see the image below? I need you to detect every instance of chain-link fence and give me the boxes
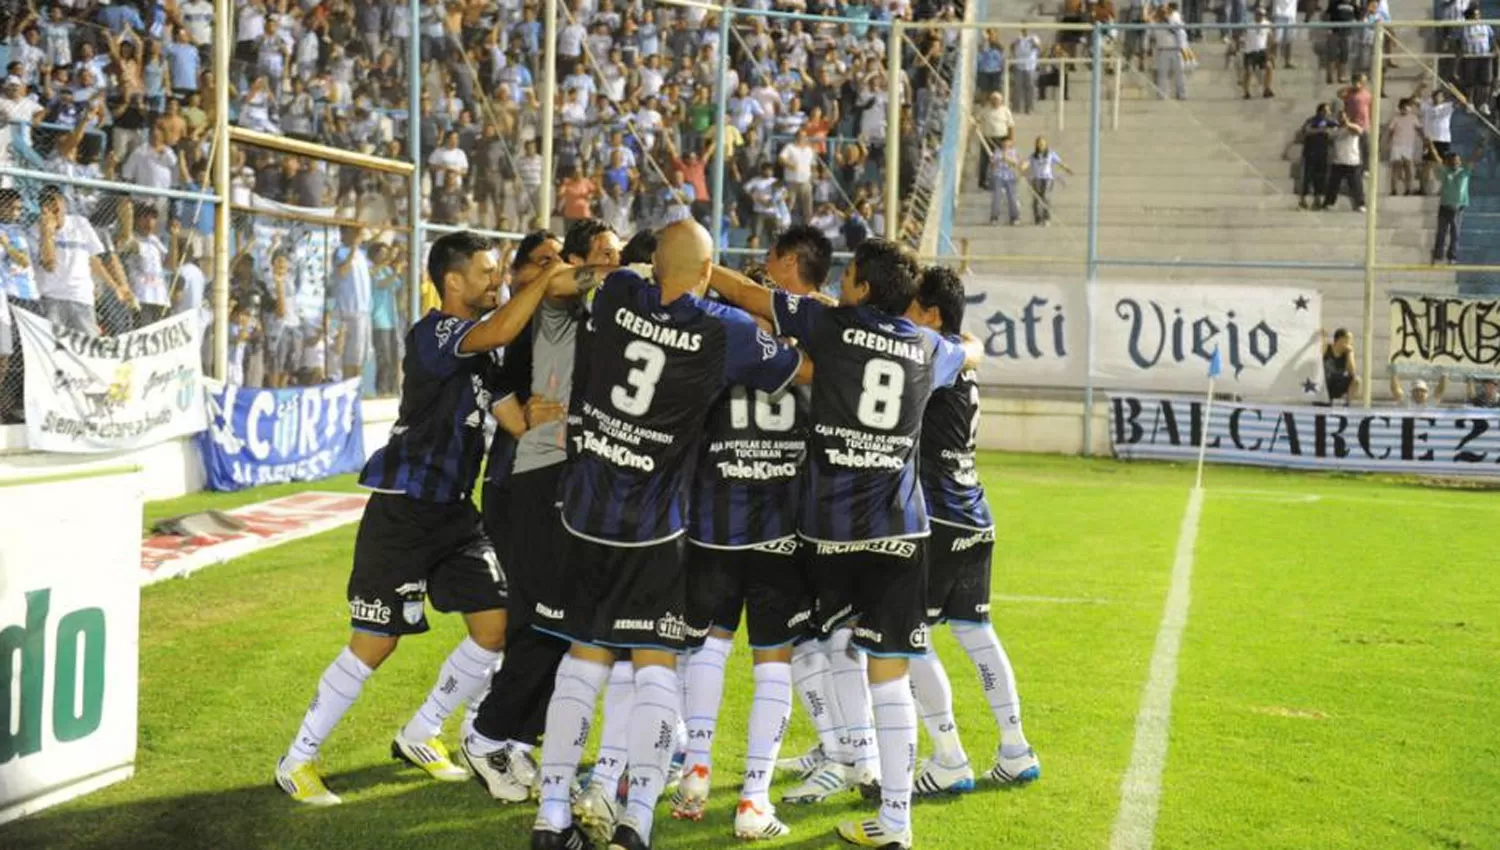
[227,138,415,398]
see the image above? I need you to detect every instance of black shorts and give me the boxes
[686,538,812,650]
[1428,140,1453,163]
[546,531,688,652]
[347,492,507,637]
[485,465,570,634]
[809,537,928,658]
[926,523,996,625]
[1243,50,1268,71]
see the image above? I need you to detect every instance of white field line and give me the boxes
[1108,486,1204,850]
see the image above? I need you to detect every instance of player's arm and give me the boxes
[1435,372,1449,402]
[927,328,981,389]
[458,270,552,354]
[459,264,609,355]
[492,393,527,438]
[791,350,815,386]
[723,308,805,396]
[709,264,776,320]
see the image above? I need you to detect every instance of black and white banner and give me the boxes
[1388,291,1500,375]
[1111,393,1500,477]
[964,279,1322,399]
[14,308,206,452]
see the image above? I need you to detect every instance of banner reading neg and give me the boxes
[13,308,206,453]
[1388,291,1500,375]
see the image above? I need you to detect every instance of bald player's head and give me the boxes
[653,219,713,297]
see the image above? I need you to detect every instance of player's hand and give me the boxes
[525,396,567,428]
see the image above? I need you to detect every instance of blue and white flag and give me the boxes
[197,380,365,492]
[1208,346,1223,379]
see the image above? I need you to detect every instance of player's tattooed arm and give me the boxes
[542,262,617,298]
[460,263,553,353]
[708,264,775,320]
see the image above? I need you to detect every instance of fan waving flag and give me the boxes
[1208,347,1223,379]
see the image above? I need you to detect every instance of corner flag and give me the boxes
[1195,348,1222,491]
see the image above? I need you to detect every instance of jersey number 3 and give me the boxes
[611,340,666,416]
[856,358,905,429]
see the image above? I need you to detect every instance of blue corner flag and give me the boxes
[1208,347,1223,379]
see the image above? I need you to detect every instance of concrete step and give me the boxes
[948,230,1427,264]
[950,217,1440,249]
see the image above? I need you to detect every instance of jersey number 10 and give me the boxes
[728,386,795,432]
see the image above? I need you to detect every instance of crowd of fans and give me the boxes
[0,0,965,410]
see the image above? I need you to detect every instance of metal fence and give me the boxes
[2,4,1499,444]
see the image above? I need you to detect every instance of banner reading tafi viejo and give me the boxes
[963,278,1322,399]
[13,308,206,453]
[1388,290,1500,374]
[1111,393,1500,477]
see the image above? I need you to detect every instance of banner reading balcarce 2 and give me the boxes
[197,380,365,492]
[964,279,1322,399]
[14,308,205,453]
[1111,393,1500,477]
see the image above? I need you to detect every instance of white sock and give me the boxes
[791,639,848,761]
[287,648,373,764]
[535,655,610,831]
[682,635,732,774]
[829,628,877,775]
[625,665,681,843]
[871,677,917,836]
[741,662,792,807]
[459,650,505,742]
[590,660,634,792]
[675,654,689,755]
[403,637,501,743]
[909,649,966,768]
[952,621,1030,756]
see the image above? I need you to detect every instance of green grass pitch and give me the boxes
[4,453,1497,850]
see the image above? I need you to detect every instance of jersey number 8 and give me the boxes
[856,358,905,429]
[611,339,667,416]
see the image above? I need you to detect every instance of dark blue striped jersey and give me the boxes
[483,331,530,487]
[688,384,810,548]
[919,363,993,530]
[361,311,514,503]
[560,270,803,546]
[770,290,967,542]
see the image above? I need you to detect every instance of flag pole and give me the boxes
[1194,378,1214,492]
[1195,346,1221,492]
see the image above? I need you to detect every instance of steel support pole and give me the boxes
[539,0,559,230]
[710,9,732,261]
[212,0,231,380]
[1361,23,1385,408]
[1083,26,1105,456]
[884,21,904,240]
[407,0,424,322]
